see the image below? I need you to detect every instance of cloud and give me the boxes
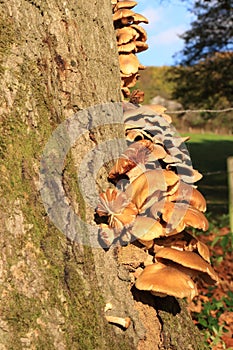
[150,25,186,46]
[140,7,163,27]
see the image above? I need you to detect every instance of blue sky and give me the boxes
[135,1,193,66]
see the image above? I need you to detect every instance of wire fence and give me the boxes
[167,107,233,114]
[203,170,233,176]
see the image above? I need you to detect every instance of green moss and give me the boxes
[0,8,135,348]
[4,292,41,332]
[0,15,17,76]
[63,150,86,221]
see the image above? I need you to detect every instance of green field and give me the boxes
[181,133,233,222]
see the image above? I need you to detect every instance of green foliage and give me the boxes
[169,52,233,129]
[176,0,233,65]
[194,291,233,349]
[135,59,233,130]
[136,66,174,103]
[182,133,233,219]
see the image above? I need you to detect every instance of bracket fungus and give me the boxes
[135,262,198,300]
[96,0,220,315]
[112,0,149,99]
[155,247,219,285]
[95,101,219,302]
[96,188,138,232]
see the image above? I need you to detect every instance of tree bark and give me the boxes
[0,1,208,349]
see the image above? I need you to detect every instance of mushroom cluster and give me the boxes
[112,0,149,99]
[95,103,219,300]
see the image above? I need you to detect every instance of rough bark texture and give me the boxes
[0,1,208,349]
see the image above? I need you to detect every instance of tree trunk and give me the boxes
[0,1,208,349]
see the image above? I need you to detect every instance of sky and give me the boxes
[135,0,194,66]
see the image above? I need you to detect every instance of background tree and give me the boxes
[0,1,207,349]
[169,0,233,128]
[177,0,233,65]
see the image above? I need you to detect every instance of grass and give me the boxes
[181,133,233,349]
[181,133,233,222]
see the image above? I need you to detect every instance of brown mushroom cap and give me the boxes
[131,24,148,41]
[161,201,209,232]
[167,181,207,212]
[113,8,135,22]
[130,216,165,241]
[118,41,136,53]
[125,129,145,142]
[113,1,138,12]
[135,262,198,299]
[121,73,139,88]
[166,163,203,184]
[135,41,149,53]
[96,188,138,231]
[121,86,131,98]
[129,89,145,104]
[138,239,154,249]
[108,140,166,182]
[125,127,153,142]
[119,53,140,75]
[155,247,219,284]
[143,104,172,123]
[163,170,180,188]
[116,27,137,45]
[125,169,167,211]
[153,231,210,262]
[132,13,149,24]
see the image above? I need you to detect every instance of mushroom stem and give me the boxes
[105,315,131,329]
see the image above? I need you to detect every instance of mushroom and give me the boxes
[166,181,207,212]
[113,1,138,12]
[119,53,140,75]
[105,315,131,329]
[122,86,131,97]
[130,216,165,241]
[135,261,198,300]
[138,63,146,70]
[125,130,144,143]
[132,13,149,24]
[143,104,172,123]
[129,89,145,104]
[118,41,136,53]
[155,247,219,285]
[135,41,149,53]
[163,169,180,189]
[153,231,210,262]
[125,127,153,142]
[159,201,209,233]
[131,24,148,42]
[166,163,203,184]
[121,73,139,88]
[125,169,179,212]
[96,188,138,231]
[116,27,137,45]
[125,169,167,211]
[108,140,166,183]
[144,104,167,115]
[113,9,135,25]
[138,239,154,250]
